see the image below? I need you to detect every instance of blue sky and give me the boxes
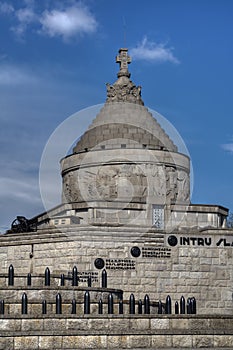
[0,0,233,232]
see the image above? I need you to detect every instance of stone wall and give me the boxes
[0,225,233,315]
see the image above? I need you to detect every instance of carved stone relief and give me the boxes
[63,163,190,205]
[106,80,144,105]
[166,167,178,203]
[177,170,190,202]
[151,165,166,198]
[63,172,81,202]
[63,163,148,203]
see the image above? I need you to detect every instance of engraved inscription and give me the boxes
[142,247,171,258]
[78,272,98,283]
[106,259,135,270]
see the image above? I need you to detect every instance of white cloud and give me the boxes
[11,6,37,36]
[16,6,36,23]
[0,2,14,14]
[40,4,98,40]
[222,143,233,153]
[0,1,98,40]
[130,36,180,64]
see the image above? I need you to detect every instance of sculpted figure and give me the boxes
[166,167,178,203]
[63,171,81,202]
[177,170,190,202]
[106,80,144,105]
[152,165,166,198]
[106,83,117,101]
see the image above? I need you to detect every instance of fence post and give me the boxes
[102,269,107,288]
[42,300,47,314]
[129,294,135,314]
[175,301,179,314]
[87,275,92,287]
[108,293,114,314]
[72,266,78,286]
[165,295,171,314]
[84,291,90,314]
[138,299,142,314]
[27,273,32,286]
[60,274,65,286]
[187,298,191,314]
[0,300,4,315]
[8,264,14,286]
[158,300,163,314]
[22,293,28,314]
[45,267,50,286]
[119,299,123,314]
[98,298,103,314]
[191,297,196,314]
[144,294,150,314]
[56,293,62,314]
[71,299,76,314]
[180,295,185,314]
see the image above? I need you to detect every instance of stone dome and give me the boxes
[73,102,178,154]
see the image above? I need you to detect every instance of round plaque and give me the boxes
[168,235,178,247]
[94,258,105,269]
[131,246,141,258]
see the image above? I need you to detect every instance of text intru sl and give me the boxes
[180,237,212,246]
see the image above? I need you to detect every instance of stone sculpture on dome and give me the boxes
[106,48,144,105]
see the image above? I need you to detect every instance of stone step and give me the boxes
[0,315,233,349]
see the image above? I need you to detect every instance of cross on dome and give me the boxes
[106,48,143,105]
[116,48,131,78]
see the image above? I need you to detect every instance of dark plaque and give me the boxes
[168,235,178,247]
[94,258,105,270]
[131,246,141,258]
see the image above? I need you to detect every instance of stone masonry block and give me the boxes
[0,319,21,332]
[107,335,126,349]
[21,319,43,331]
[108,318,130,332]
[214,335,233,347]
[129,318,150,330]
[43,318,66,331]
[172,335,192,348]
[171,318,189,330]
[0,337,14,350]
[151,335,172,348]
[87,318,110,332]
[189,318,210,331]
[62,336,104,349]
[151,318,170,330]
[14,336,39,350]
[66,318,88,331]
[193,335,214,348]
[129,335,151,348]
[39,336,62,349]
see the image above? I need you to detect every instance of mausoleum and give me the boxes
[37,48,228,231]
[0,48,233,349]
